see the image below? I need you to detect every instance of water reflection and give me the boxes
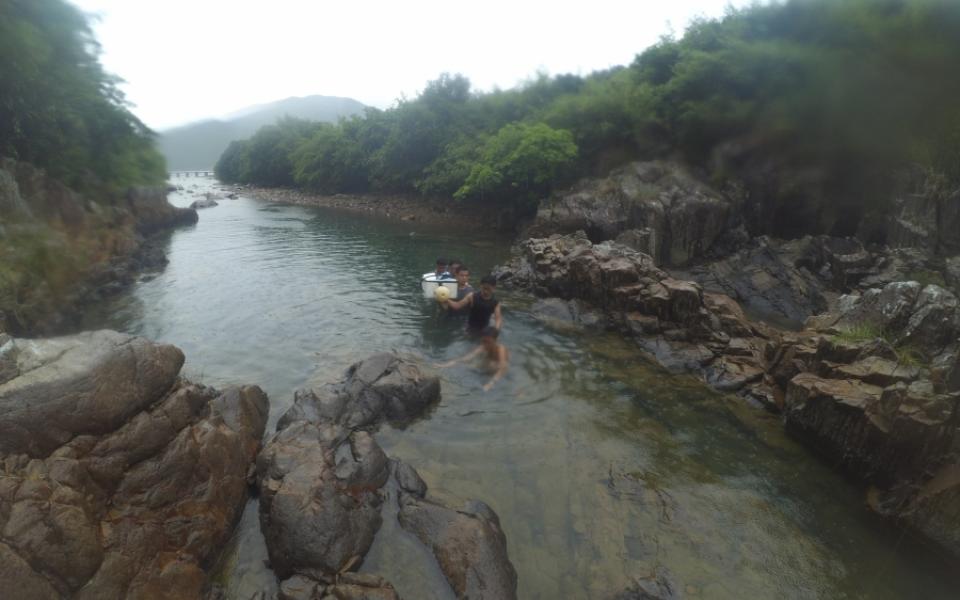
[82,179,957,600]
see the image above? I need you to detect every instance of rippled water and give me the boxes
[83,178,957,599]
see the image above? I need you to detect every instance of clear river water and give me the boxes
[82,178,957,599]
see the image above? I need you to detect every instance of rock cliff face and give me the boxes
[529,161,737,267]
[0,330,267,600]
[0,158,197,335]
[495,232,960,561]
[258,353,518,600]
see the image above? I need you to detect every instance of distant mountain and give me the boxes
[157,95,366,171]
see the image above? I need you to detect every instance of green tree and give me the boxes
[0,0,165,194]
[455,122,578,206]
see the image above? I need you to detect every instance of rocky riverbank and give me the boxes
[0,158,197,335]
[235,185,510,230]
[0,328,518,599]
[0,330,268,599]
[494,231,960,562]
[492,156,960,566]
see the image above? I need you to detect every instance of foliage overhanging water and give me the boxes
[83,179,957,599]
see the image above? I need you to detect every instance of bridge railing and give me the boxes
[168,170,215,178]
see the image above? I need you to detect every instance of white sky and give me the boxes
[69,0,754,130]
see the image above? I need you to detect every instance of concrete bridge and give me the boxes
[169,170,214,177]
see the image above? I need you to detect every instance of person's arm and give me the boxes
[482,347,509,391]
[444,291,473,311]
[493,302,503,331]
[436,345,483,368]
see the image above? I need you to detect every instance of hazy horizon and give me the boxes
[69,0,757,131]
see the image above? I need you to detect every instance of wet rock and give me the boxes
[0,330,184,457]
[784,373,957,488]
[828,356,920,387]
[398,493,518,600]
[0,331,268,599]
[190,198,219,209]
[885,464,960,560]
[835,282,960,358]
[529,161,735,266]
[392,459,427,498]
[686,236,828,328]
[277,353,441,431]
[257,422,388,580]
[279,574,324,600]
[126,185,198,233]
[327,572,401,600]
[609,567,681,600]
[259,353,443,586]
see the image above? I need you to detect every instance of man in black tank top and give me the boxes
[442,274,502,332]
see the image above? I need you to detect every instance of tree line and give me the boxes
[218,0,960,235]
[0,0,166,196]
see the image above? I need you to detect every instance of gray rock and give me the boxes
[392,459,427,498]
[686,236,828,328]
[277,353,440,431]
[257,422,388,580]
[609,567,681,599]
[0,331,184,457]
[0,331,267,599]
[398,493,518,600]
[530,161,736,266]
[189,198,218,209]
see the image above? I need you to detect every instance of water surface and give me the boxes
[84,178,957,599]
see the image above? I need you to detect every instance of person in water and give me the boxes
[453,265,474,302]
[442,274,501,332]
[437,326,509,391]
[449,258,463,277]
[433,257,452,278]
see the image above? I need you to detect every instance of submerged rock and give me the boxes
[398,494,518,600]
[609,567,681,600]
[0,331,268,599]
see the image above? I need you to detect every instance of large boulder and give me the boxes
[277,353,441,431]
[260,355,519,598]
[530,161,736,266]
[398,494,518,600]
[257,422,389,580]
[258,354,439,582]
[784,373,956,488]
[0,330,184,457]
[0,331,268,600]
[834,282,960,359]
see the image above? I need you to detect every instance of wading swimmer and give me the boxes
[437,326,509,391]
[441,274,501,332]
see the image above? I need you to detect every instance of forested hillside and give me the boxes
[0,0,191,333]
[217,0,960,233]
[159,95,366,171]
[0,0,166,194]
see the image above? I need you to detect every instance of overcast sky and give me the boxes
[69,0,754,131]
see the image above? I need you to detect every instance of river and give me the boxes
[82,178,957,599]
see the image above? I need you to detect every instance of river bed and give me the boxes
[82,178,957,599]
